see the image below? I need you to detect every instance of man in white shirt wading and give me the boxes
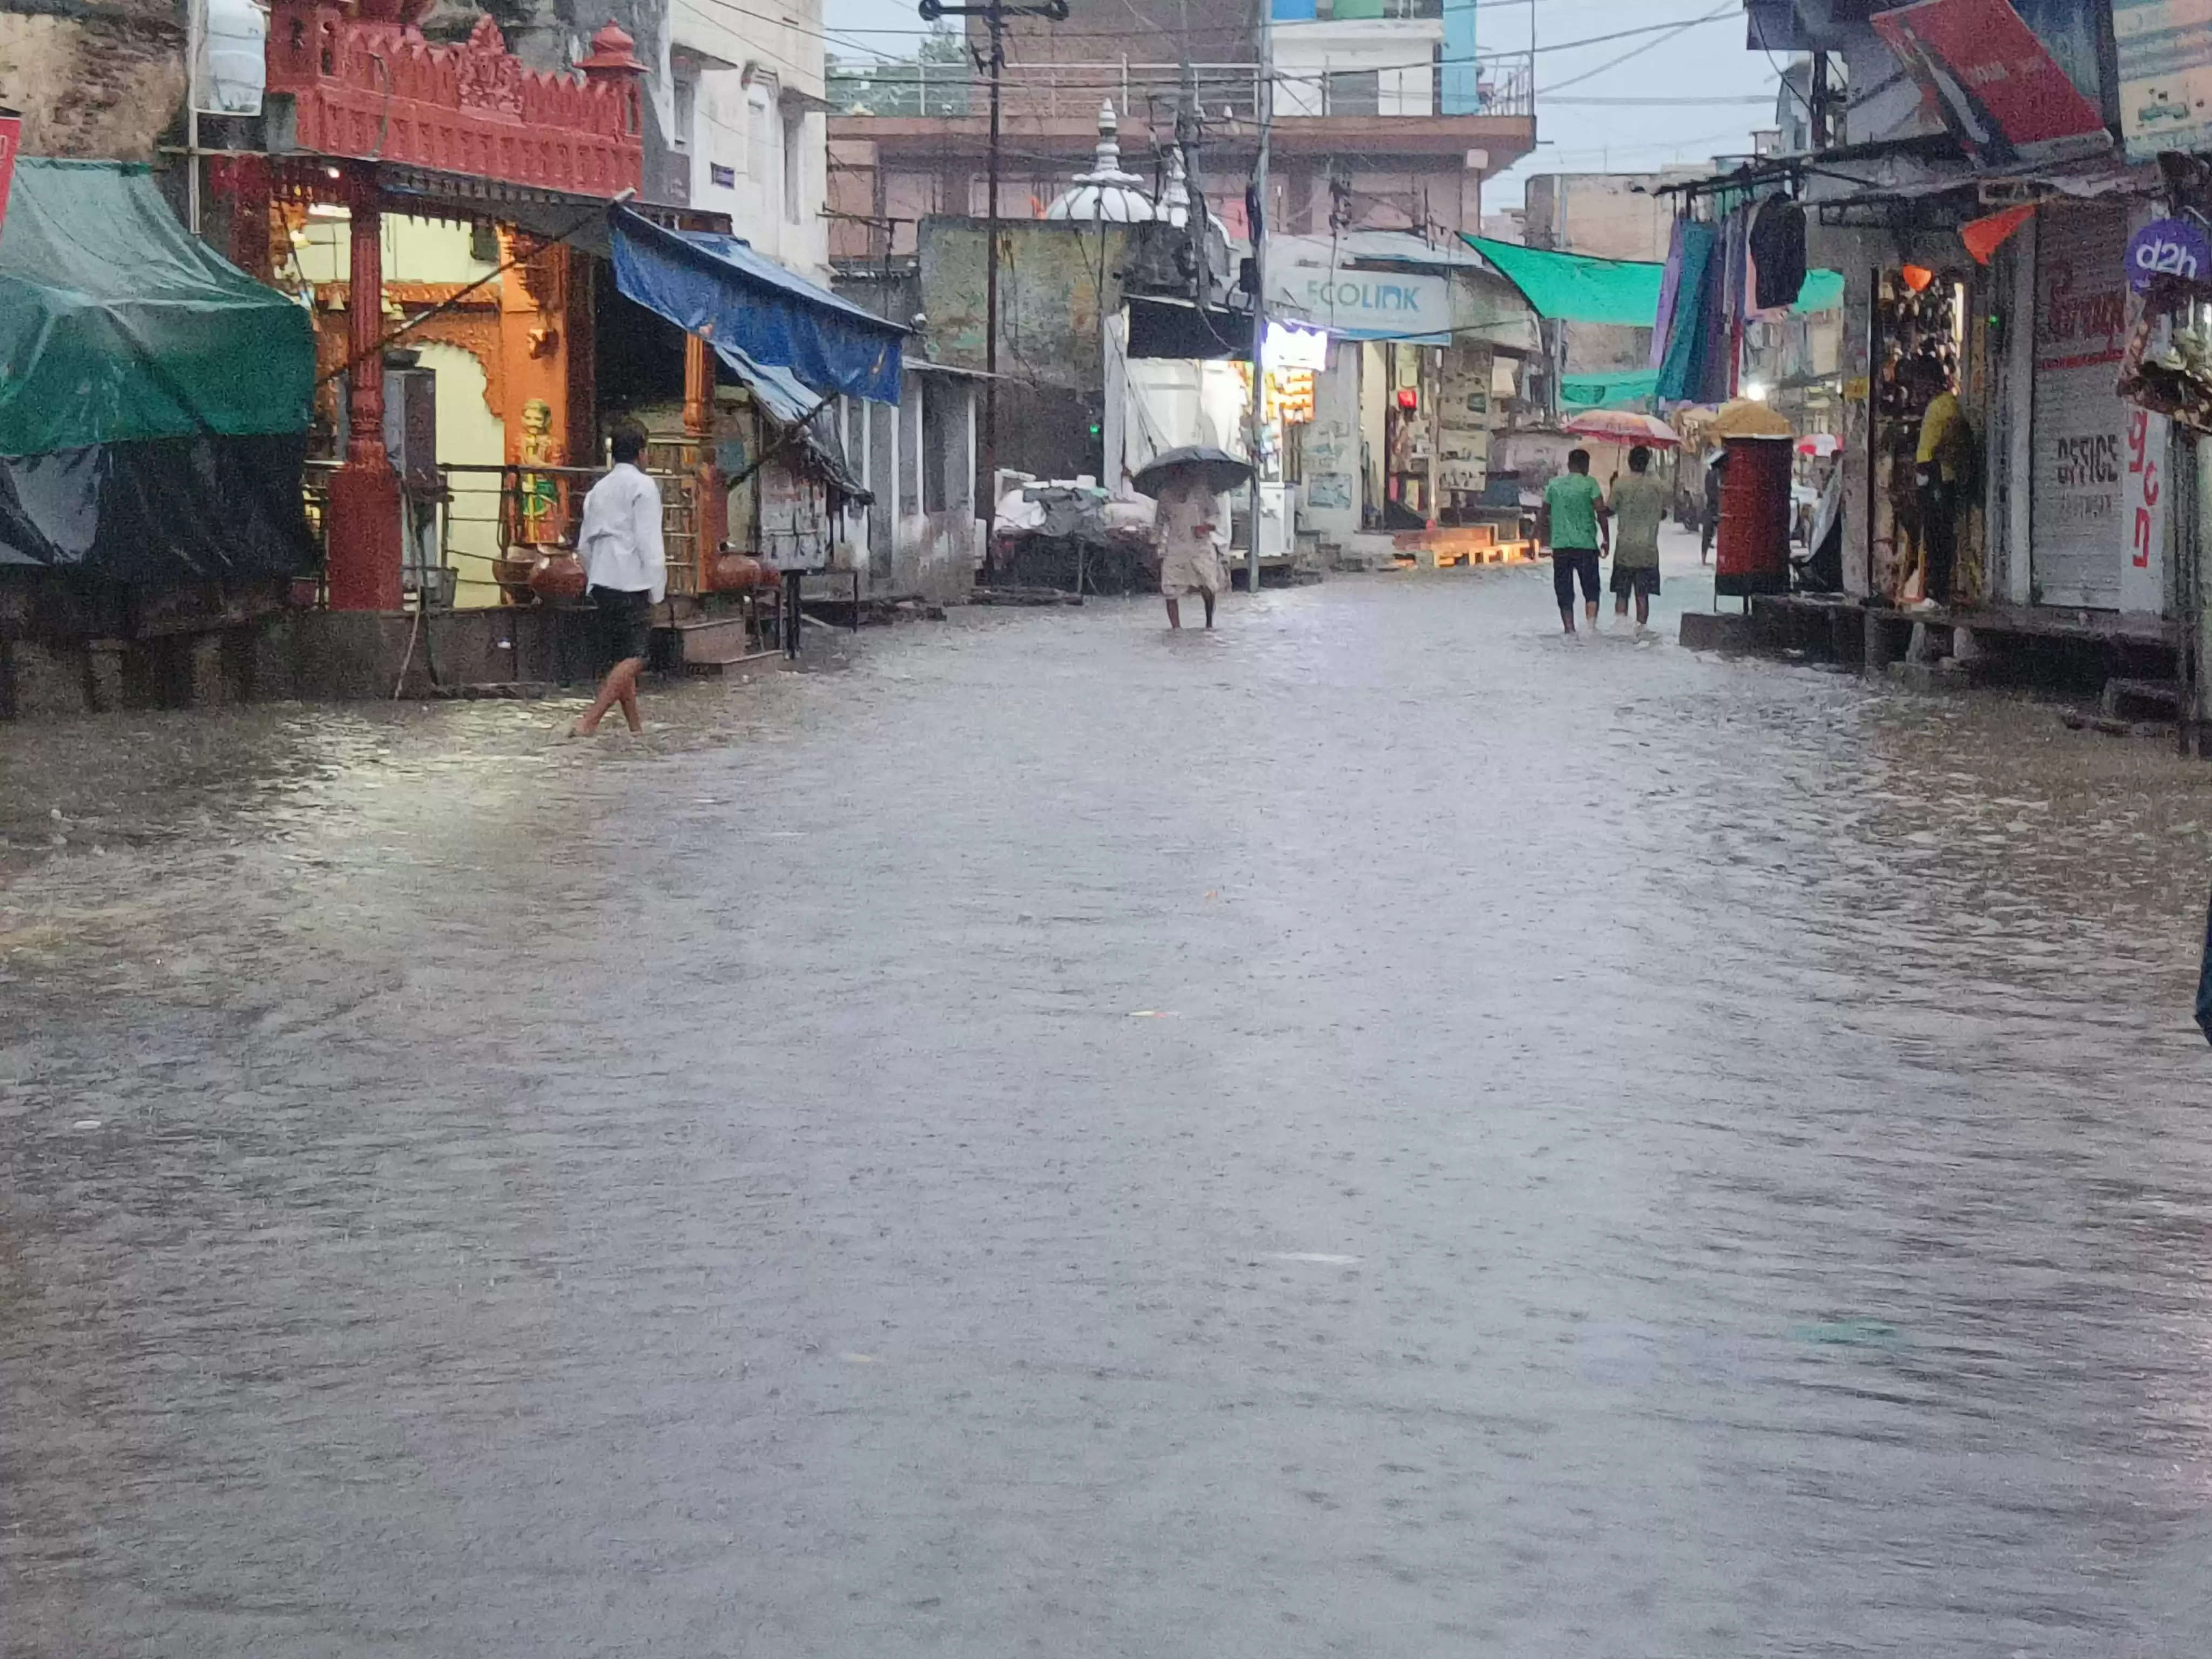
[569,423,666,738]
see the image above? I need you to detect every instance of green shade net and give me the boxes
[0,159,313,457]
[1561,369,1659,408]
[1460,235,1665,327]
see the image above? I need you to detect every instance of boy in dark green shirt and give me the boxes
[1542,449,1610,636]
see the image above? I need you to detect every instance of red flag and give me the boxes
[0,109,19,241]
[1961,203,2035,266]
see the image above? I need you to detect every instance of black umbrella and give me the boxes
[1132,445,1253,498]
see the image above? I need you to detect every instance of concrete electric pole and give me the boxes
[1245,0,1272,599]
[919,0,1070,532]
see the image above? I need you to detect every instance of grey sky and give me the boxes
[819,0,1786,207]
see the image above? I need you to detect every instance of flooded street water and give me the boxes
[6,537,2212,1656]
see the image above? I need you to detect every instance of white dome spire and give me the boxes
[1159,144,1206,228]
[1044,102,1157,225]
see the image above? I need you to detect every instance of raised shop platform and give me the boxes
[1680,592,2185,712]
[1386,521,1539,570]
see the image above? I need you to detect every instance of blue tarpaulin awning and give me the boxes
[720,339,871,503]
[609,206,906,404]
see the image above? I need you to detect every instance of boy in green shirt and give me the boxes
[1542,449,1609,636]
[1607,444,1668,629]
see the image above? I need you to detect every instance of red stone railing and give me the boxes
[266,5,644,197]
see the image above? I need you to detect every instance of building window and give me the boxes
[747,86,772,189]
[783,107,805,223]
[1324,70,1380,117]
[671,71,696,151]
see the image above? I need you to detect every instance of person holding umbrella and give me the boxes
[1134,446,1253,631]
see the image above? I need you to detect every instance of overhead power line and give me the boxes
[1536,0,1741,96]
[1545,93,1775,106]
[820,0,1738,69]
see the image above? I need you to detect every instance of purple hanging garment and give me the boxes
[1650,219,1690,372]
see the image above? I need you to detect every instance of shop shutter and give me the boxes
[2030,203,2129,610]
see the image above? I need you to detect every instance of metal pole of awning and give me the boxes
[725,391,839,491]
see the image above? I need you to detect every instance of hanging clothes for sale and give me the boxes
[1698,206,1754,406]
[1650,220,1691,368]
[1749,197,1808,311]
[1654,219,1717,403]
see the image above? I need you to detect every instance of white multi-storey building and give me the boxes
[662,0,832,280]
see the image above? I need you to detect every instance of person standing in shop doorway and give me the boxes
[1700,449,1727,564]
[1911,360,1970,609]
[1608,445,1667,630]
[569,422,666,738]
[1542,448,1609,636]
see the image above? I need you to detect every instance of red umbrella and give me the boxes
[1561,409,1680,448]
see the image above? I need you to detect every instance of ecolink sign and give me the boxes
[1274,265,1451,340]
[2127,217,2212,293]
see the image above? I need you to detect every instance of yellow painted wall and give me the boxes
[413,343,507,607]
[292,213,511,606]
[290,212,496,286]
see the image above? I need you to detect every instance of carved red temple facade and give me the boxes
[265,6,643,198]
[253,1,644,610]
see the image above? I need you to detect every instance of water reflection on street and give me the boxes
[5,546,2212,1656]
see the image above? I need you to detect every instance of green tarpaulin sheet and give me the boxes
[1462,234,1843,327]
[1459,235,1665,327]
[0,159,312,458]
[1562,369,1659,408]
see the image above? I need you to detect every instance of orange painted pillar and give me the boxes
[326,166,402,611]
[685,331,726,590]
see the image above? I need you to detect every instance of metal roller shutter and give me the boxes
[2031,204,2130,610]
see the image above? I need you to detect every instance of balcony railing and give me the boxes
[1292,0,1444,17]
[827,50,1533,123]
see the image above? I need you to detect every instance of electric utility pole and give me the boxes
[1244,0,1272,599]
[920,0,1069,528]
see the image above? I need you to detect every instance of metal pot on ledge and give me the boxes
[493,549,540,606]
[529,544,588,602]
[709,548,771,591]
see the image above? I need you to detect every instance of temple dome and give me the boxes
[1044,103,1157,225]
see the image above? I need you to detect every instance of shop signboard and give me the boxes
[759,458,831,572]
[2031,204,2132,610]
[2126,215,2212,290]
[2115,1,2212,161]
[1435,342,1493,496]
[1871,0,2111,167]
[1267,245,1451,343]
[1262,320,1331,372]
[2122,406,2169,615]
[1298,343,1360,530]
[0,109,18,239]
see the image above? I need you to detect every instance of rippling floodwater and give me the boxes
[5,542,2211,1656]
